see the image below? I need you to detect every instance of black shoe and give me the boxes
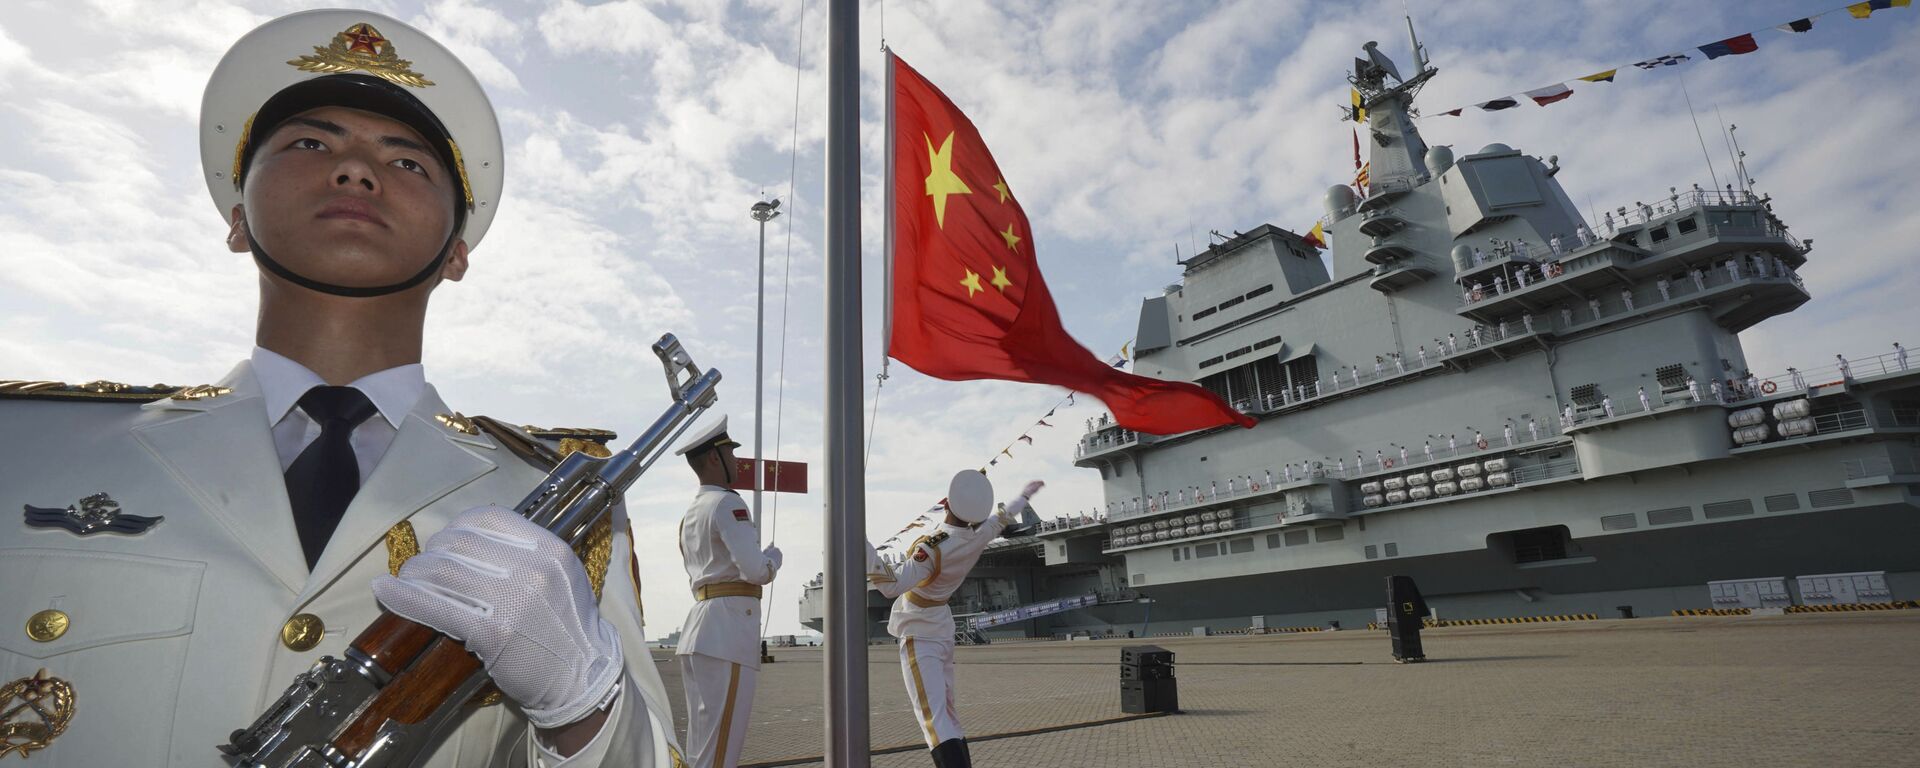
[931,738,972,768]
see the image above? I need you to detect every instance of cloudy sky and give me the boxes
[3,0,1915,637]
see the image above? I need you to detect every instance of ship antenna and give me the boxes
[1403,2,1428,71]
[1675,70,1723,193]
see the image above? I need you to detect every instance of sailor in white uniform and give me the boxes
[0,10,679,766]
[865,471,1043,768]
[674,417,782,768]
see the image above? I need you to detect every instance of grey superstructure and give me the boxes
[800,34,1920,639]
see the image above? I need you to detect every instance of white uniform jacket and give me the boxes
[0,361,679,767]
[676,486,777,668]
[867,508,1013,640]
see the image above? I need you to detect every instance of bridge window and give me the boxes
[1677,217,1699,234]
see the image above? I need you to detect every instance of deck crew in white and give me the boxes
[674,417,782,768]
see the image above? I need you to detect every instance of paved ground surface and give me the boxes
[651,611,1920,767]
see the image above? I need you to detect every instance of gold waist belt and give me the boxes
[695,582,763,600]
[905,590,949,608]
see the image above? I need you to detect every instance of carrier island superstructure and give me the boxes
[799,36,1920,639]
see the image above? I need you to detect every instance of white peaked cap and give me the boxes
[674,415,739,456]
[200,9,505,248]
[946,470,994,524]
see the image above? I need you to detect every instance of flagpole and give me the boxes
[881,46,895,377]
[822,0,870,764]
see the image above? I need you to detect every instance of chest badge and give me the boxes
[0,668,75,758]
[24,493,163,536]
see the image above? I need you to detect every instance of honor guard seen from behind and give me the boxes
[0,10,680,766]
[675,417,782,768]
[865,471,1044,768]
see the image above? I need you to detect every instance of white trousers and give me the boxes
[679,653,758,768]
[899,636,964,748]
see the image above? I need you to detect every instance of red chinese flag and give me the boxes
[886,53,1254,435]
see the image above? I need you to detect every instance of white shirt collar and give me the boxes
[250,346,424,431]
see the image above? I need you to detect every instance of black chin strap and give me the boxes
[247,229,452,299]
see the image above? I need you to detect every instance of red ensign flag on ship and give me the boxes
[886,53,1255,435]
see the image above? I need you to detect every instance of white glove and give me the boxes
[371,506,622,729]
[1002,480,1046,520]
[763,544,784,570]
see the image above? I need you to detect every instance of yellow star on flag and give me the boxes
[999,222,1021,251]
[924,132,972,228]
[993,178,1010,204]
[991,266,1012,291]
[959,269,984,297]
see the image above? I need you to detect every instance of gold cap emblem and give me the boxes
[0,669,74,757]
[25,610,68,643]
[280,613,326,652]
[288,23,435,88]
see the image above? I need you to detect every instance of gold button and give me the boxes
[25,609,68,642]
[280,613,325,652]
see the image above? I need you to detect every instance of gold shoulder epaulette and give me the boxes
[0,380,229,403]
[465,417,620,468]
[525,425,619,460]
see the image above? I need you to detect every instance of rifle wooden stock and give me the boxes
[334,614,484,756]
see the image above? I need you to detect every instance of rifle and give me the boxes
[220,333,720,767]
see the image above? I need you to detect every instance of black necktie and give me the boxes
[285,386,378,569]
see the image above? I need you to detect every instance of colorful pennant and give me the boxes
[1422,1,1904,120]
[1524,84,1573,106]
[1634,53,1692,69]
[1698,33,1760,59]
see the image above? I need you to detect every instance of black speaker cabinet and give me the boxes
[1121,645,1174,668]
[1120,678,1179,714]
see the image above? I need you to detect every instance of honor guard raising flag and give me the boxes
[865,471,1045,768]
[0,10,679,766]
[675,417,782,768]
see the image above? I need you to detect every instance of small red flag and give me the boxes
[887,53,1254,435]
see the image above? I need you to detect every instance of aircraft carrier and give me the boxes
[800,31,1920,640]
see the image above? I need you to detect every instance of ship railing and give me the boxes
[1809,408,1869,435]
[1458,250,1806,341]
[1075,426,1140,458]
[1037,515,1109,534]
[1598,187,1765,230]
[1887,407,1920,427]
[1114,475,1279,520]
[1747,347,1913,395]
[1503,456,1583,485]
[1841,456,1920,480]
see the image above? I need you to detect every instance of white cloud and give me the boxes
[4,0,1916,638]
